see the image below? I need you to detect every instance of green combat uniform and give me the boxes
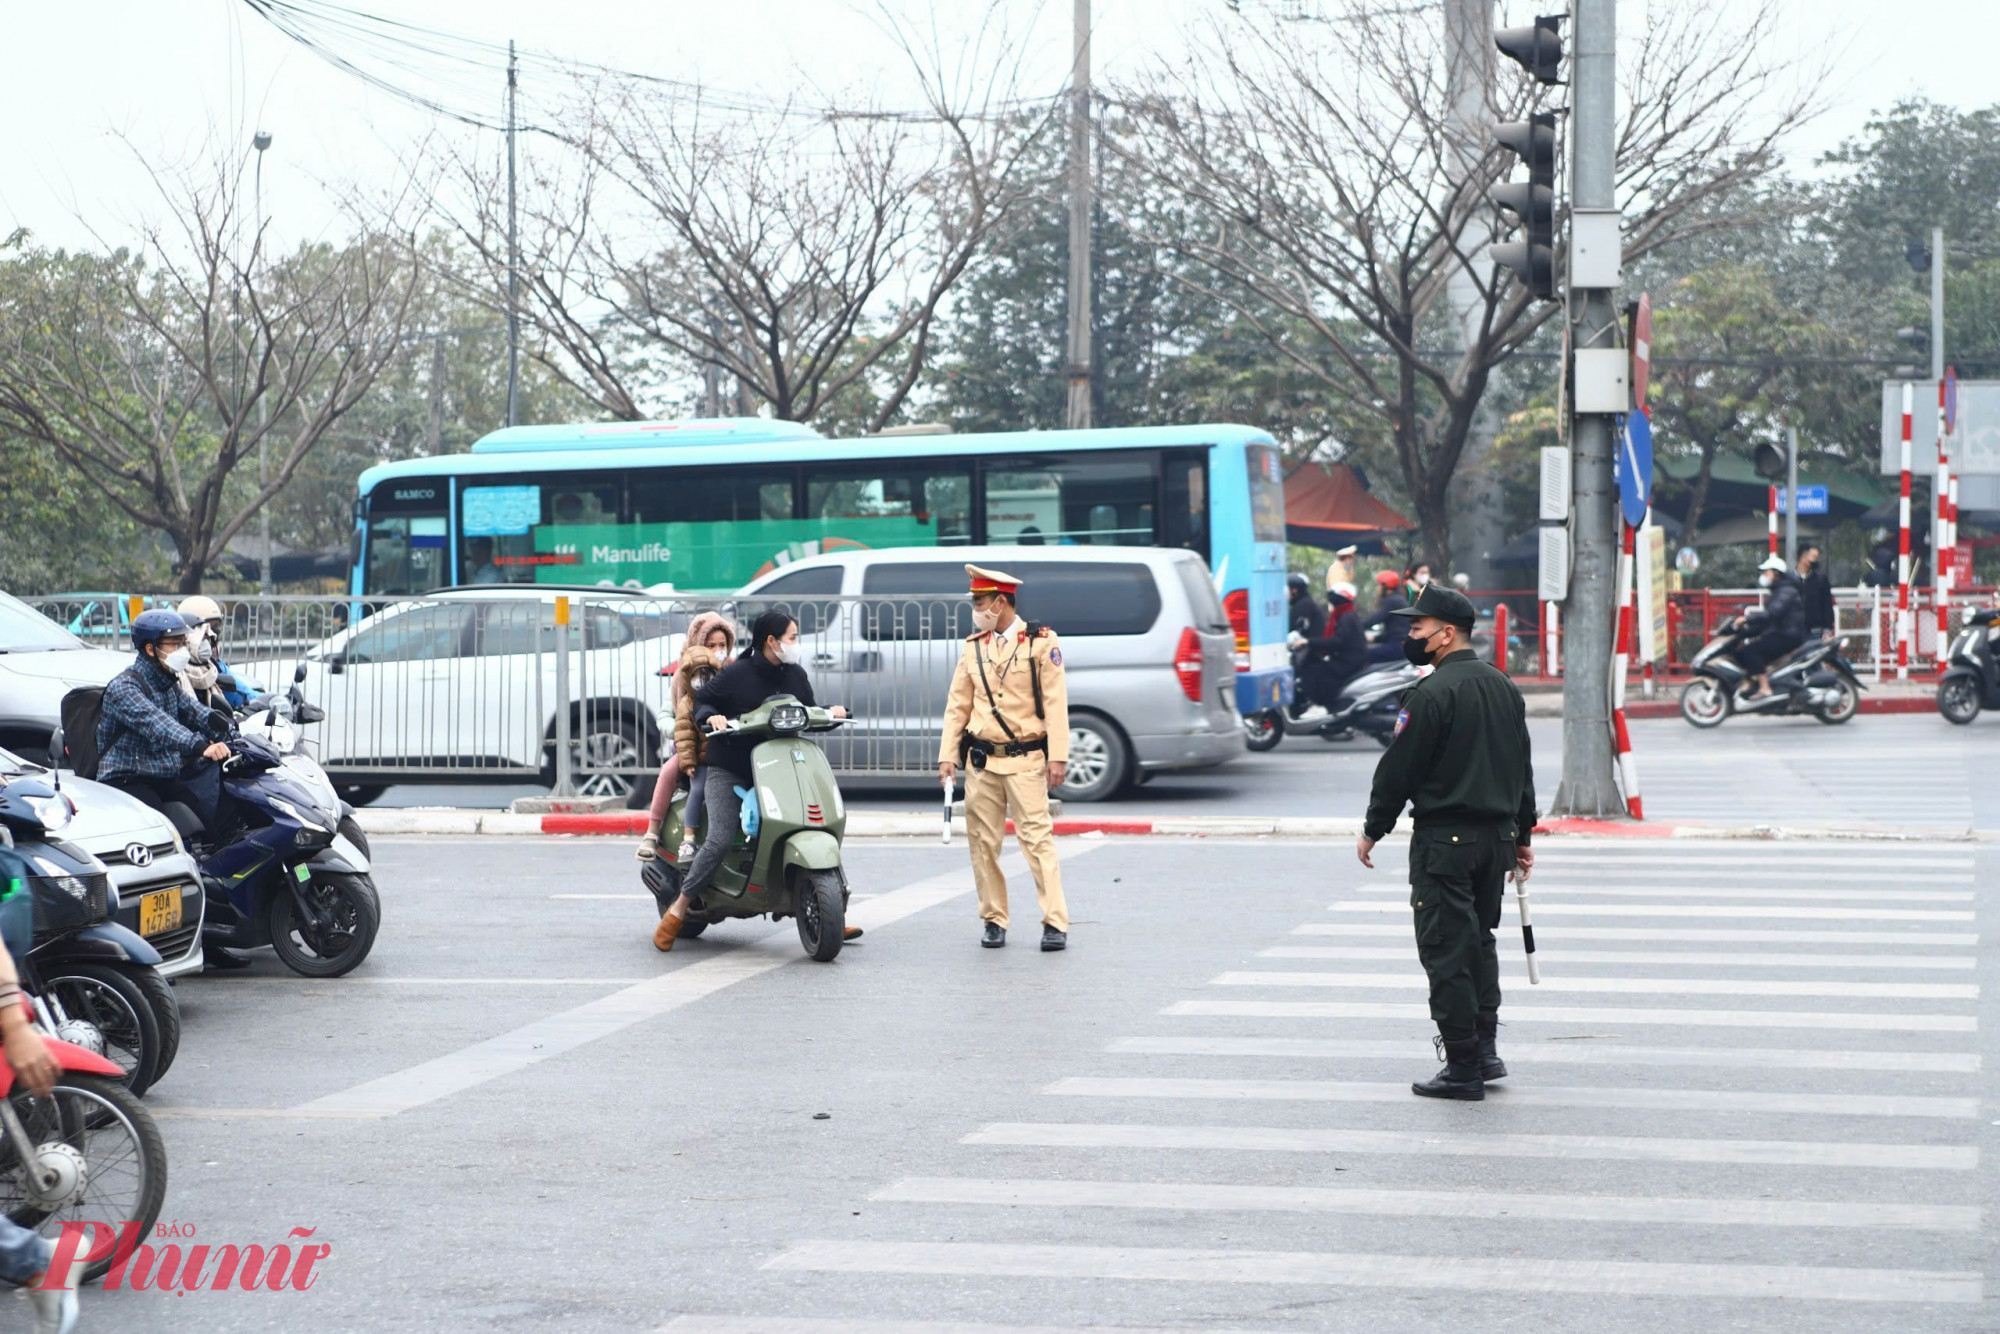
[1363,594,1538,1046]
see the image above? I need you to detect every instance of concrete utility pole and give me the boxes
[427,335,447,454]
[505,39,521,429]
[253,130,274,596]
[1930,226,1945,382]
[1551,0,1623,817]
[1784,425,1799,570]
[1064,0,1093,429]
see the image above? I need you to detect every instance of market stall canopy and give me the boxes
[1654,453,1887,519]
[1283,462,1416,552]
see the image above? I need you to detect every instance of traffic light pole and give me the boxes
[1551,0,1625,819]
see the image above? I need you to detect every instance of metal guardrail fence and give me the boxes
[26,592,1000,796]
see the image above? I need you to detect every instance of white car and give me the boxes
[0,747,205,978]
[0,590,129,764]
[291,586,683,801]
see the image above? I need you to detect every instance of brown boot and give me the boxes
[652,908,685,952]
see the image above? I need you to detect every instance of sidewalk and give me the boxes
[353,807,1984,842]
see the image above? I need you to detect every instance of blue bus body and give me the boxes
[353,419,1291,713]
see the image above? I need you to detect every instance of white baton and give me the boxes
[941,778,954,846]
[1512,868,1540,984]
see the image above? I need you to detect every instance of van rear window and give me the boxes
[862,561,1161,637]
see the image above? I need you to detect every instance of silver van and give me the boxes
[737,546,1244,801]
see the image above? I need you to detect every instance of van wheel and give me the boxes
[1061,713,1131,802]
[337,785,387,807]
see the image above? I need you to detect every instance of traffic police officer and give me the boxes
[938,565,1071,951]
[1356,584,1538,1100]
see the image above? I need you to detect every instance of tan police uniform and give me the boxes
[938,565,1069,933]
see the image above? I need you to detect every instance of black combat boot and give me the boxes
[1412,1036,1485,1100]
[1476,1010,1507,1081]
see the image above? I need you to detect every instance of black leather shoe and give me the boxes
[981,922,1006,948]
[1041,925,1067,952]
[1476,1010,1507,1081]
[1412,1036,1485,1100]
[203,946,254,971]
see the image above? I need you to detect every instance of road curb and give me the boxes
[353,808,1986,842]
[1623,695,1937,721]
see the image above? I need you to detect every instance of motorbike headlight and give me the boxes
[24,793,71,832]
[270,797,328,834]
[770,703,808,734]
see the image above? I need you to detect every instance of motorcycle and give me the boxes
[0,1000,167,1284]
[237,666,370,860]
[640,696,852,961]
[0,770,178,1096]
[1937,607,2000,724]
[1679,614,1866,728]
[1302,660,1423,747]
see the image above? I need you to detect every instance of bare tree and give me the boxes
[0,145,426,591]
[1115,0,1823,567]
[442,10,1056,429]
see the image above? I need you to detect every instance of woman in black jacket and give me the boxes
[1739,556,1806,698]
[651,610,848,951]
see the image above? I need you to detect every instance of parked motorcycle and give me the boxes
[640,696,852,960]
[0,770,178,1095]
[1937,607,2000,724]
[1679,615,1865,728]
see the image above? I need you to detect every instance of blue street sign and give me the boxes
[1778,485,1828,515]
[1616,412,1654,528]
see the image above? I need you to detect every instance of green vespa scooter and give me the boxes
[640,696,851,960]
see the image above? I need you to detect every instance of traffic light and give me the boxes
[1752,440,1788,481]
[1492,113,1557,301]
[1495,15,1565,84]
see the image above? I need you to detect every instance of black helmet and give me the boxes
[130,608,191,654]
[1286,572,1310,598]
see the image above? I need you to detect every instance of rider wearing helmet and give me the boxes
[1286,572,1321,640]
[97,608,233,836]
[1294,581,1369,711]
[177,595,249,710]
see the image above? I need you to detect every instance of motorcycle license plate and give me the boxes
[139,889,183,937]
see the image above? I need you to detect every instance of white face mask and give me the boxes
[971,605,1001,634]
[162,646,192,675]
[1412,572,1430,588]
[1759,571,1776,587]
[777,640,803,666]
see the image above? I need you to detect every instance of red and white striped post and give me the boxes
[1493,600,1510,674]
[1936,377,1952,667]
[1609,519,1643,820]
[1897,381,1913,679]
[1766,485,1779,556]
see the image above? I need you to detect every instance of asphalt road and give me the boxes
[102,831,1994,1332]
[377,712,2000,830]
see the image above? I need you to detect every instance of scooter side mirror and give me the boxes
[46,726,63,788]
[294,663,309,684]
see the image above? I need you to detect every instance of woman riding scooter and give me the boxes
[635,613,737,863]
[650,611,850,951]
[1738,555,1805,699]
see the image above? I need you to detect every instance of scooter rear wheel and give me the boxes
[795,869,846,962]
[1814,678,1859,725]
[1,1071,167,1282]
[38,964,162,1095]
[1243,710,1285,752]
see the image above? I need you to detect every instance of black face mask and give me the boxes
[1402,633,1436,666]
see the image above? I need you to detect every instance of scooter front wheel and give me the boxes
[1242,710,1285,752]
[269,871,381,977]
[1680,679,1730,728]
[2,1071,167,1282]
[795,869,846,962]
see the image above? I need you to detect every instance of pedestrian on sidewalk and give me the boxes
[1355,584,1538,1101]
[1798,543,1836,640]
[938,565,1071,952]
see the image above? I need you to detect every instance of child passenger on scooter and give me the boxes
[636,613,737,863]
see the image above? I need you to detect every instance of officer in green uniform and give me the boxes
[1356,584,1538,1101]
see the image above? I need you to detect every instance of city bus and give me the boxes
[351,418,1292,714]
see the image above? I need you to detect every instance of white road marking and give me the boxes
[1164,1000,1978,1032]
[1107,1035,1981,1074]
[963,1121,1978,1170]
[872,1175,1982,1231]
[290,848,1094,1118]
[552,893,654,900]
[1045,1075,1978,1119]
[663,1320,1285,1334]
[764,1239,1981,1303]
[1515,871,1975,885]
[1293,923,1980,945]
[1350,884,1972,902]
[1530,854,1973,870]
[1260,945,1976,970]
[1211,971,1979,1001]
[1331,902,1974,921]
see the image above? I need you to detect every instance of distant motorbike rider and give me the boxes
[1737,555,1805,698]
[97,609,234,836]
[1292,581,1368,712]
[1364,570,1410,663]
[176,595,248,711]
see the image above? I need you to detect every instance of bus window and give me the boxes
[983,453,1156,547]
[461,476,621,585]
[805,465,972,547]
[1245,443,1287,544]
[361,478,450,594]
[1163,454,1209,561]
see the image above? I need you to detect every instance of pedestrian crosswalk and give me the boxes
[742,837,1987,1329]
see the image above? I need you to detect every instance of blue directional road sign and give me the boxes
[1616,412,1654,528]
[1778,485,1829,516]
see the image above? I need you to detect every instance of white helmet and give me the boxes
[1757,555,1787,573]
[178,594,223,623]
[1330,581,1357,601]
